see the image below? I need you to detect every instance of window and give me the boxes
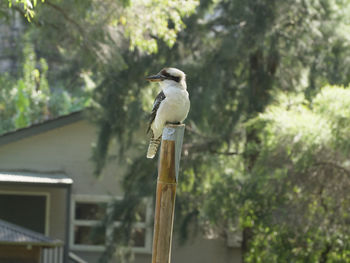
[0,191,49,235]
[71,195,152,253]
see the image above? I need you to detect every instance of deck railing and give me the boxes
[41,246,64,263]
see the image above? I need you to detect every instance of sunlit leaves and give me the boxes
[244,85,350,262]
[7,0,45,21]
[255,86,350,164]
[14,80,31,128]
[0,41,89,134]
[6,0,198,54]
[313,86,350,154]
[118,0,199,53]
[255,93,331,168]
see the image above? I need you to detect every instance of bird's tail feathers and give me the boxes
[147,136,161,159]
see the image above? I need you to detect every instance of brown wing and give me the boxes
[147,91,166,134]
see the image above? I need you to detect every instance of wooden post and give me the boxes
[151,124,185,263]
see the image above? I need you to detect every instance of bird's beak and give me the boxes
[146,74,165,82]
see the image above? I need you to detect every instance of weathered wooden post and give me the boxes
[151,124,185,263]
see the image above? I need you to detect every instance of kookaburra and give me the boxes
[146,68,190,159]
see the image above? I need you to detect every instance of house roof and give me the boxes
[0,111,84,147]
[0,171,73,186]
[0,219,63,247]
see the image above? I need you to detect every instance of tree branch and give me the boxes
[183,140,240,156]
[185,125,212,139]
[45,0,85,33]
[209,150,240,156]
[12,6,42,26]
[313,161,350,176]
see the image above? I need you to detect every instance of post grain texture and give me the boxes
[152,124,185,263]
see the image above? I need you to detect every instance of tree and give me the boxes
[5,0,42,21]
[87,0,350,262]
[0,40,89,134]
[3,0,350,262]
[243,86,350,262]
[0,0,199,130]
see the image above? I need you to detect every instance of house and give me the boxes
[0,218,63,263]
[0,111,241,263]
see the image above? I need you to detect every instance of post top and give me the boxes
[164,123,185,128]
[162,124,185,141]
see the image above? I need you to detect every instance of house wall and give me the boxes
[0,121,123,195]
[0,120,242,263]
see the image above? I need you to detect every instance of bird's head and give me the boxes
[146,67,186,89]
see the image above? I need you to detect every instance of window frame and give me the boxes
[70,194,152,253]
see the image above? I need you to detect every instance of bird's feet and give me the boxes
[166,121,181,125]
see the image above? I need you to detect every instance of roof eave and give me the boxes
[0,111,84,147]
[0,241,63,248]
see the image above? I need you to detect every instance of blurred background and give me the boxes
[1,0,350,262]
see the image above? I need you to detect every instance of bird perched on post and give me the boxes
[146,68,190,159]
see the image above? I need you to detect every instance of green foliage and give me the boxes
[243,86,350,262]
[122,0,199,53]
[85,0,350,261]
[7,0,45,21]
[3,0,350,262]
[0,41,89,134]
